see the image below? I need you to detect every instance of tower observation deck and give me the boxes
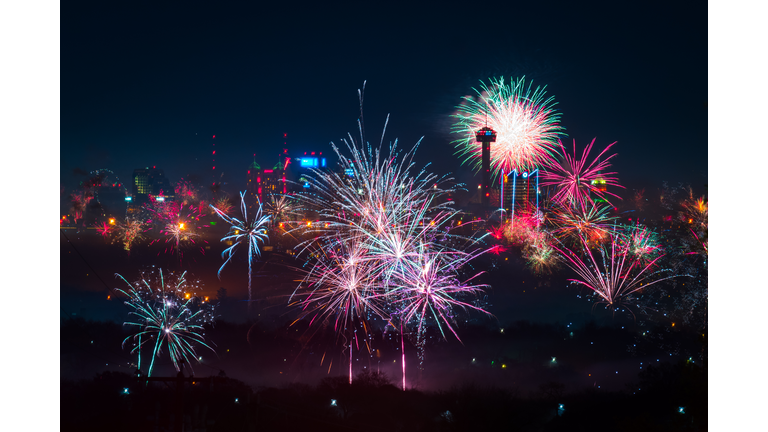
[475,126,497,207]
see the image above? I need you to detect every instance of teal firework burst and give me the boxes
[116,269,216,377]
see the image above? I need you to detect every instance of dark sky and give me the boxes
[61,1,707,196]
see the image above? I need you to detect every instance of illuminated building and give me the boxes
[297,152,327,169]
[246,157,263,203]
[499,169,540,221]
[292,151,328,189]
[129,167,174,207]
[247,156,287,204]
[591,175,609,204]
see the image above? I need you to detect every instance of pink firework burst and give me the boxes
[553,233,680,314]
[292,240,381,334]
[147,201,208,262]
[540,138,624,207]
[387,248,491,341]
[95,221,112,238]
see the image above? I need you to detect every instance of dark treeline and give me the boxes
[61,317,706,430]
[61,363,706,431]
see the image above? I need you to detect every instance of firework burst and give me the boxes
[95,221,113,238]
[681,191,708,229]
[210,191,271,305]
[266,194,298,224]
[211,196,233,216]
[147,202,207,262]
[521,230,560,275]
[116,269,215,376]
[115,216,150,252]
[293,239,381,335]
[452,76,566,177]
[291,83,493,386]
[157,220,204,261]
[549,202,616,245]
[552,233,682,316]
[174,179,199,206]
[387,247,491,341]
[292,118,465,284]
[540,138,624,207]
[618,222,662,264]
[503,207,545,246]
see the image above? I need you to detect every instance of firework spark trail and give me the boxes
[210,191,271,306]
[552,232,682,314]
[540,138,624,207]
[452,76,566,177]
[689,229,708,257]
[116,269,215,377]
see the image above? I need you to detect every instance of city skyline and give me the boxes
[60,2,707,198]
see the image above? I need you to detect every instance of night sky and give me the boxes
[60,1,707,196]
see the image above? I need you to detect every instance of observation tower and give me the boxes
[475,126,496,207]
